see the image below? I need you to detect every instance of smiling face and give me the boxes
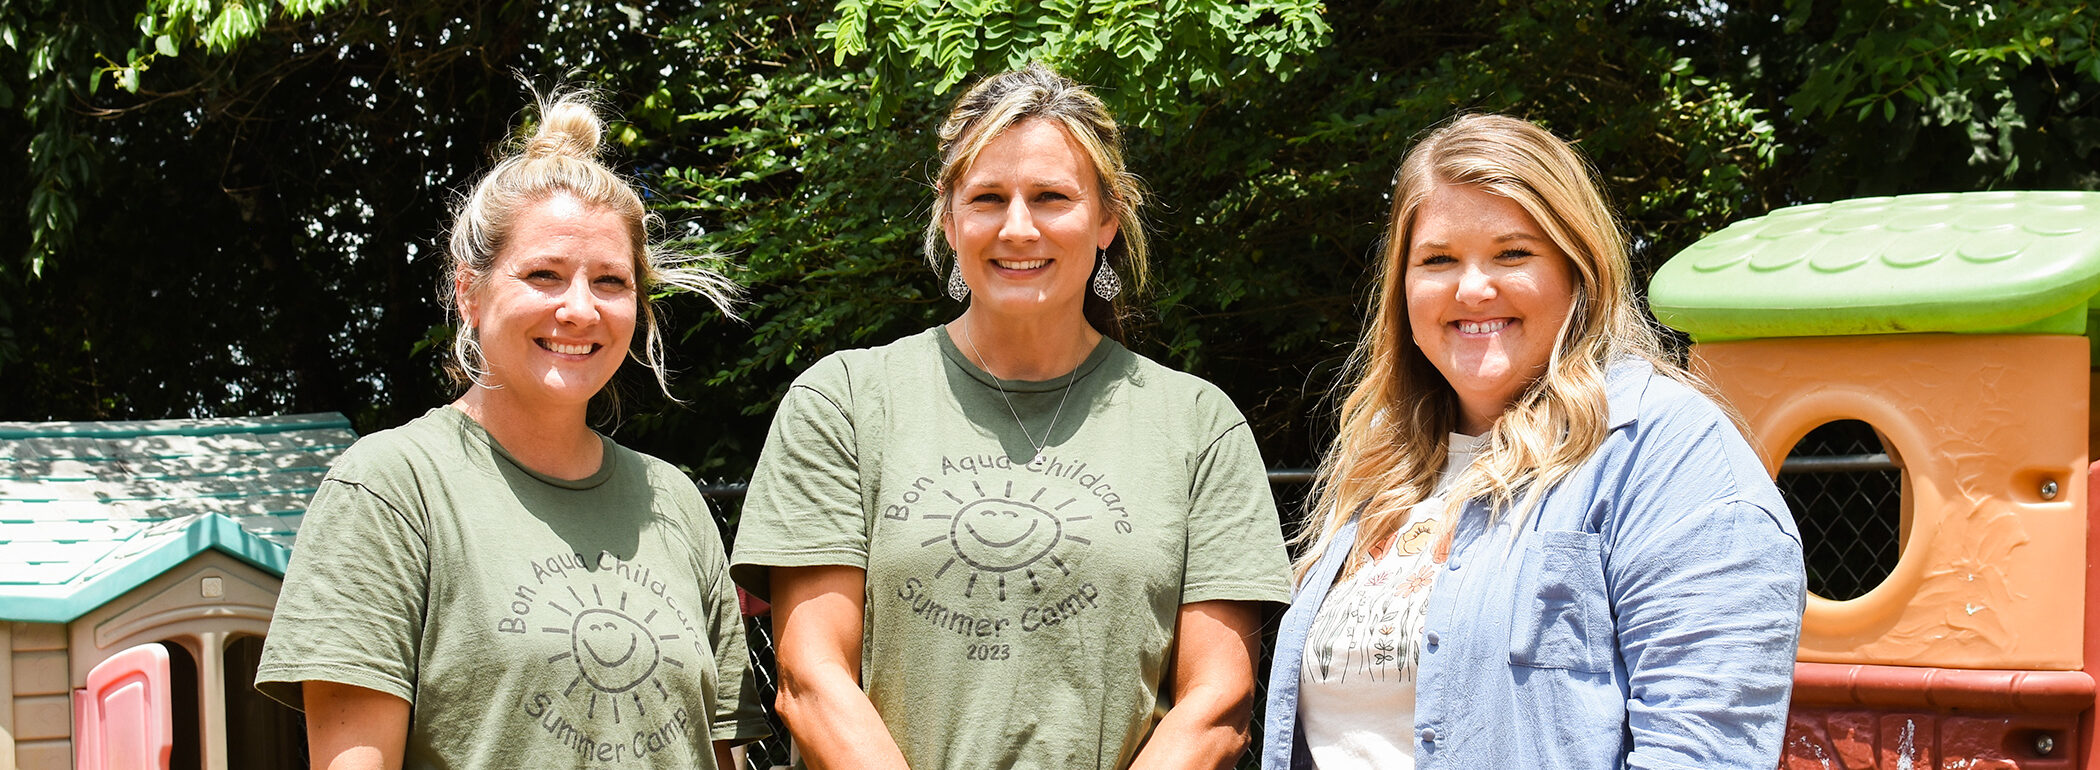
[570,608,661,693]
[949,498,1064,572]
[1404,183,1577,435]
[459,193,638,412]
[942,118,1119,325]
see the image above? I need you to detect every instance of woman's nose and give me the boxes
[1456,264,1497,304]
[999,198,1039,242]
[555,278,599,325]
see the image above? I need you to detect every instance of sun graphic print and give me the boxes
[921,477,1094,601]
[538,583,685,724]
[881,455,1133,649]
[506,550,718,762]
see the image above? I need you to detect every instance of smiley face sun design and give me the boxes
[539,584,684,723]
[920,479,1092,601]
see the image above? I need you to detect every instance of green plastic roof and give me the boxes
[1650,191,2100,341]
[0,412,354,623]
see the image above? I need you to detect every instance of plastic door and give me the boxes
[73,643,173,770]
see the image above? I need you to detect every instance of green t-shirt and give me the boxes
[256,406,767,768]
[732,327,1291,768]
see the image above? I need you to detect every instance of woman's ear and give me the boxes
[1096,212,1119,252]
[937,190,961,253]
[454,267,479,329]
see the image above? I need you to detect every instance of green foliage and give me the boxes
[1768,0,2100,193]
[2,0,2096,489]
[818,0,1330,124]
[0,0,354,287]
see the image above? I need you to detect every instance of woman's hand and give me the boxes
[771,564,910,770]
[1129,599,1264,770]
[304,681,408,770]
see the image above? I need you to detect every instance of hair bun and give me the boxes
[525,99,603,160]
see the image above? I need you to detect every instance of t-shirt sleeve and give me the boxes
[254,476,428,710]
[701,541,772,743]
[732,358,869,600]
[1182,419,1293,605]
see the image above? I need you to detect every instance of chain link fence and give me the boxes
[1773,419,1904,602]
[731,619,796,769]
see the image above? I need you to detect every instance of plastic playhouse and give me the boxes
[1651,190,2100,769]
[0,414,352,768]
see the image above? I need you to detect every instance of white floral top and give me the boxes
[1297,433,1482,769]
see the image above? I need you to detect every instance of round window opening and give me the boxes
[1778,419,1907,602]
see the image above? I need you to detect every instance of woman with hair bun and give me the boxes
[1261,114,1804,769]
[732,64,1291,768]
[256,88,767,768]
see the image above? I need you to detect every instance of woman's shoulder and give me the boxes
[785,327,944,394]
[1608,359,1735,431]
[603,440,705,499]
[326,406,480,480]
[1605,360,1788,513]
[1121,347,1240,406]
[1112,347,1253,438]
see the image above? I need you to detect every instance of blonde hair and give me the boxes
[442,84,738,400]
[923,64,1149,341]
[1297,114,1693,580]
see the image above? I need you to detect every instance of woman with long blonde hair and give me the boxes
[1261,114,1804,769]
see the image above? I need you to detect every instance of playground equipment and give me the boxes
[1651,190,2100,769]
[0,414,348,769]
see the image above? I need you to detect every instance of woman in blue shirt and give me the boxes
[1262,114,1804,769]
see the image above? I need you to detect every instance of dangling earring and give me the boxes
[947,260,969,301]
[1090,249,1121,301]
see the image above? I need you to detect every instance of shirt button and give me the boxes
[1424,631,1440,647]
[1419,727,1437,743]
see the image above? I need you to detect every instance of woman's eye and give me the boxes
[970,193,1003,205]
[1037,191,1070,202]
[1498,249,1536,260]
[595,275,631,290]
[526,269,561,282]
[1417,254,1456,266]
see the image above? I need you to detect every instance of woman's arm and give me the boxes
[1613,497,1804,769]
[770,564,910,770]
[1129,599,1264,770]
[304,681,409,770]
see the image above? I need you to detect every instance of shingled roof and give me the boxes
[1650,191,2100,341]
[0,412,355,623]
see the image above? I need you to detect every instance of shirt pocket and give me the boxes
[1508,529,1613,673]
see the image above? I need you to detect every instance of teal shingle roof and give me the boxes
[0,412,354,623]
[1650,191,2100,341]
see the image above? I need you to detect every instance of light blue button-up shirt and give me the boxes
[1263,363,1805,769]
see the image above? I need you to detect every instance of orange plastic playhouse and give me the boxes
[1650,191,2100,769]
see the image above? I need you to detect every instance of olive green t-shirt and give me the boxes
[256,406,767,768]
[732,327,1291,768]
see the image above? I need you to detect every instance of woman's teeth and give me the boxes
[993,259,1048,270]
[1457,319,1510,334]
[546,341,594,355]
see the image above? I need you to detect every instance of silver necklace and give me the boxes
[960,319,1080,464]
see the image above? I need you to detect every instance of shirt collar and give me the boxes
[1605,358,1655,430]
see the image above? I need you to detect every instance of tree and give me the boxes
[2,0,2095,484]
